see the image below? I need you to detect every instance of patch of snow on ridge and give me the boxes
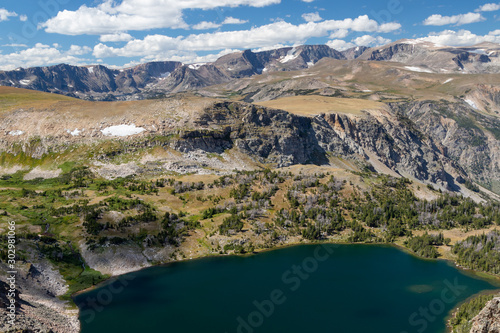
[401,40,418,45]
[88,67,94,73]
[401,40,430,46]
[468,49,487,55]
[9,130,24,136]
[19,79,30,85]
[67,128,82,136]
[280,48,299,63]
[188,63,206,70]
[443,78,453,84]
[404,66,433,73]
[464,99,478,110]
[101,124,145,137]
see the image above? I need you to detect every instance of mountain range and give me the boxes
[1,39,499,101]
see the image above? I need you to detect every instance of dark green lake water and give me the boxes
[75,244,498,333]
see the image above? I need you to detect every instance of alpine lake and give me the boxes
[75,244,499,333]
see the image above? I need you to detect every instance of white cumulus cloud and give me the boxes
[329,29,350,39]
[67,45,92,55]
[0,8,17,21]
[423,12,485,26]
[192,21,222,30]
[41,0,280,35]
[475,3,500,12]
[0,43,91,70]
[327,35,391,50]
[418,29,500,46]
[100,33,134,42]
[326,40,355,50]
[223,17,248,24]
[93,15,400,59]
[192,17,248,30]
[352,35,391,47]
[302,12,322,23]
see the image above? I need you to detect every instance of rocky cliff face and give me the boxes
[0,96,474,190]
[0,90,493,193]
[341,46,369,60]
[0,244,80,333]
[167,101,461,188]
[392,100,500,193]
[191,102,328,167]
[470,297,500,333]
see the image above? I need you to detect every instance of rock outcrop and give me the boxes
[0,97,479,190]
[470,297,500,333]
[175,101,461,188]
[0,243,80,333]
[392,100,500,193]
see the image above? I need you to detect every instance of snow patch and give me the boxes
[280,48,300,63]
[101,124,145,137]
[87,67,94,73]
[468,49,487,55]
[9,130,24,136]
[67,128,82,136]
[9,80,15,85]
[188,63,206,70]
[401,40,426,45]
[160,72,170,78]
[306,61,314,67]
[401,40,439,48]
[443,78,453,84]
[404,66,433,73]
[19,79,31,85]
[464,99,479,110]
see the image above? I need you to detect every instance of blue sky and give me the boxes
[0,0,499,70]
